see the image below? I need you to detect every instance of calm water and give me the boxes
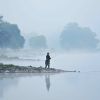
[0,52,100,100]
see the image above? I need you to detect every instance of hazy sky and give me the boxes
[0,0,100,39]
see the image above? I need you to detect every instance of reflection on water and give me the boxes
[45,74,50,91]
[0,53,100,100]
[0,73,57,100]
[0,72,100,100]
[0,74,18,99]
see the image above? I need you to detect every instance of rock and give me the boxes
[0,63,77,73]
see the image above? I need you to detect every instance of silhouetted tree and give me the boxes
[29,35,47,49]
[0,16,3,23]
[60,23,99,51]
[0,16,25,49]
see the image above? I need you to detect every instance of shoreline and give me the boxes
[0,63,77,73]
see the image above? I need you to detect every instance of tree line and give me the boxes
[0,16,99,51]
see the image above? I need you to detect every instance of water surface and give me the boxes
[0,52,100,100]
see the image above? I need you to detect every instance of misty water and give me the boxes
[0,51,100,100]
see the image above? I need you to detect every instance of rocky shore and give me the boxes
[0,63,77,73]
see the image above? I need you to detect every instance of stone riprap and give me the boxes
[0,63,77,73]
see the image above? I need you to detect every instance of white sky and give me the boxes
[0,0,100,39]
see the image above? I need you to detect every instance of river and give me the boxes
[0,52,100,100]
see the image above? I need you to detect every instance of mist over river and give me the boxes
[0,51,100,100]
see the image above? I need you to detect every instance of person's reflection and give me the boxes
[45,74,51,91]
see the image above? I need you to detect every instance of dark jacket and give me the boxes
[46,55,51,61]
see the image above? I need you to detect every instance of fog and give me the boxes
[0,1,100,100]
[60,23,100,51]
[0,0,100,49]
[0,0,100,69]
[0,16,100,51]
[0,51,100,100]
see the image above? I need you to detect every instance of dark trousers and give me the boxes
[45,60,50,69]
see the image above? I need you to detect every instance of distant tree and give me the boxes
[0,16,3,23]
[60,23,99,51]
[0,16,25,49]
[29,35,47,49]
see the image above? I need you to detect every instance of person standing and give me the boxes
[45,52,51,69]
